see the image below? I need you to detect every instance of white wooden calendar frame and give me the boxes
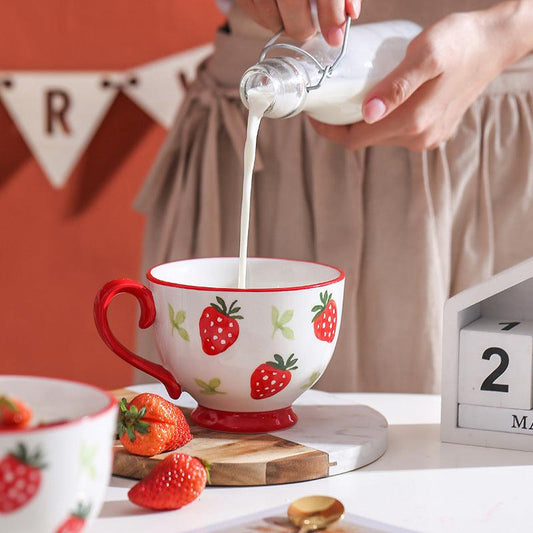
[441,256,533,451]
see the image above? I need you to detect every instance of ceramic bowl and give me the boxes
[0,375,117,532]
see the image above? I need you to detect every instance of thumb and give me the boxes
[362,42,442,124]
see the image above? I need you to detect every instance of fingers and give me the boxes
[277,0,315,41]
[316,0,350,46]
[362,36,444,124]
[309,77,444,151]
[238,0,362,45]
[252,0,283,33]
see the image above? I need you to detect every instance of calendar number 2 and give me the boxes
[480,347,509,393]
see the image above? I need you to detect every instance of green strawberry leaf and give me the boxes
[211,303,224,314]
[301,370,321,390]
[271,306,279,325]
[168,303,175,322]
[312,309,324,322]
[195,377,227,395]
[281,326,294,339]
[178,326,190,341]
[279,310,293,325]
[195,378,210,390]
[272,307,294,338]
[311,305,323,312]
[176,310,186,325]
[215,297,228,314]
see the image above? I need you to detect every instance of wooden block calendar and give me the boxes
[442,256,533,451]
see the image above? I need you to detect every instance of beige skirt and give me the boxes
[135,17,533,394]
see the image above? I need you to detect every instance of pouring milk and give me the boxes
[238,20,421,286]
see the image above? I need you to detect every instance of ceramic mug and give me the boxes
[0,375,117,533]
[94,257,344,432]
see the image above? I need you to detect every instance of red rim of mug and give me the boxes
[0,375,118,435]
[146,257,345,292]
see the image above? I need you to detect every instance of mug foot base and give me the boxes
[191,405,298,433]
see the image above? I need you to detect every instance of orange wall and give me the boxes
[0,1,224,389]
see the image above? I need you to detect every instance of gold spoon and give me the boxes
[287,495,345,532]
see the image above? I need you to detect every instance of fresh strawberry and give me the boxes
[199,297,243,355]
[311,291,338,343]
[250,354,298,399]
[0,395,32,429]
[118,393,192,457]
[55,502,91,533]
[0,443,46,513]
[128,453,209,510]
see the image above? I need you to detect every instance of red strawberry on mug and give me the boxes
[0,394,32,429]
[0,443,46,513]
[250,354,298,399]
[55,502,91,533]
[311,291,338,343]
[199,297,243,355]
[128,453,210,510]
[118,393,192,457]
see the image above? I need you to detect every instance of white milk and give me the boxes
[238,88,272,288]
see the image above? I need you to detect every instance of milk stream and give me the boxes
[238,88,272,288]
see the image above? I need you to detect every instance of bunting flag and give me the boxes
[123,44,213,129]
[0,44,214,189]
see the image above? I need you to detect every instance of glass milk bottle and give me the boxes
[240,20,421,125]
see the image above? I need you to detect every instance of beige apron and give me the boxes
[134,2,533,393]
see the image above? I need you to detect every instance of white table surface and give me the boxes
[92,388,533,533]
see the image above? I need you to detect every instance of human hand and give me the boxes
[235,0,359,46]
[311,4,528,151]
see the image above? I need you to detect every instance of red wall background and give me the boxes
[0,1,224,389]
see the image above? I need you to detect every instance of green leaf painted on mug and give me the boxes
[178,326,190,341]
[279,310,293,325]
[176,310,186,325]
[272,306,295,339]
[301,370,321,390]
[281,326,294,339]
[169,304,189,341]
[195,377,226,395]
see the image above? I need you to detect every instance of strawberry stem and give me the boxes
[10,442,47,469]
[211,297,243,320]
[311,291,333,323]
[0,395,16,411]
[266,353,298,371]
[117,398,150,443]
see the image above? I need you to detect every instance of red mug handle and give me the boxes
[94,279,182,399]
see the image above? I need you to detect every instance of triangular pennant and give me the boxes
[0,73,119,188]
[123,44,213,129]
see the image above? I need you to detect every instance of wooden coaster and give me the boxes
[112,388,388,486]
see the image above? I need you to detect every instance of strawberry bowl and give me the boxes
[0,375,117,533]
[95,257,345,432]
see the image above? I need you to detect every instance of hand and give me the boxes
[311,3,529,151]
[235,0,359,46]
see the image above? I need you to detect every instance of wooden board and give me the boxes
[112,387,388,486]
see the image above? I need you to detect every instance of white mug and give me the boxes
[94,257,344,432]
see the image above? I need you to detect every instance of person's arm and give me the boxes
[235,0,359,46]
[311,0,533,151]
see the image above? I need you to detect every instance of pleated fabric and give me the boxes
[134,8,533,393]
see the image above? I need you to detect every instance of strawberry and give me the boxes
[0,443,46,513]
[250,354,298,399]
[0,395,32,429]
[118,393,192,457]
[311,291,338,343]
[55,502,91,533]
[199,296,243,355]
[128,453,209,510]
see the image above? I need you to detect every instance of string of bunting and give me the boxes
[0,44,213,189]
